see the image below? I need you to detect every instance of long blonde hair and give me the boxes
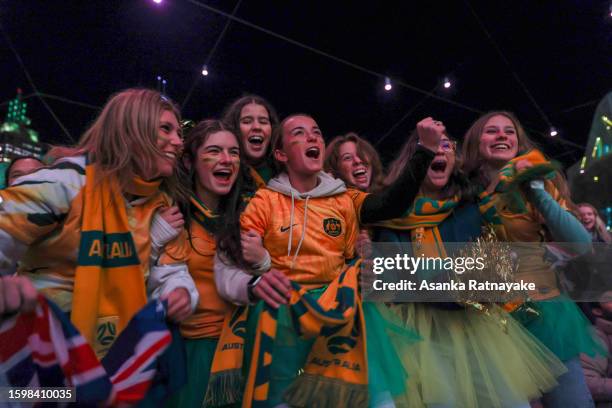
[48,88,186,199]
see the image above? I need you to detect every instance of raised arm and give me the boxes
[360,146,434,223]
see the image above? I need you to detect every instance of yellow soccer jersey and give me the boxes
[180,218,229,339]
[241,188,359,288]
[346,187,369,224]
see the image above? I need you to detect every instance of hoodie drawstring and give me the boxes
[287,191,295,258]
[287,192,310,271]
[290,196,309,270]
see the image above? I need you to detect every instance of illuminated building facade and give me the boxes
[569,92,612,230]
[0,90,47,188]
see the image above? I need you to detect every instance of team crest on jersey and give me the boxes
[323,218,342,237]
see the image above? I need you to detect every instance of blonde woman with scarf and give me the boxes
[211,113,440,407]
[0,89,198,359]
[462,111,604,407]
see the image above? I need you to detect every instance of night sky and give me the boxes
[1,0,611,167]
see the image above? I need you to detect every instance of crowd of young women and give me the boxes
[0,88,605,408]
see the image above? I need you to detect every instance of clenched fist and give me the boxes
[158,206,185,231]
[416,117,445,153]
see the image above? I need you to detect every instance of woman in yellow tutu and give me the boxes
[461,111,604,407]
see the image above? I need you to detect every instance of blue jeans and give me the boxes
[541,358,594,408]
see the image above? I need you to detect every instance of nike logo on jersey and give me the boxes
[280,224,298,233]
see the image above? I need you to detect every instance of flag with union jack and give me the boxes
[0,296,175,406]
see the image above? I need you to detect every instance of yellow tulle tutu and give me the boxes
[387,303,567,408]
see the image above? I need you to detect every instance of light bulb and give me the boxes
[384,77,392,91]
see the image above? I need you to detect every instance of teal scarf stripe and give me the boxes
[190,195,220,235]
[77,231,140,267]
[481,206,502,225]
[400,196,459,218]
[288,277,356,323]
[496,163,560,214]
[253,304,278,404]
[290,286,328,336]
[251,272,360,405]
[191,208,219,235]
[254,163,274,184]
[414,197,457,214]
[477,191,503,225]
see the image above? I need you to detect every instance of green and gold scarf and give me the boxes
[206,262,368,408]
[373,195,460,258]
[72,163,165,357]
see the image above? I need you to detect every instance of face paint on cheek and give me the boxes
[288,139,305,147]
[157,134,170,145]
[199,154,220,165]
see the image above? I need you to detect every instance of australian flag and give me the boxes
[0,296,177,406]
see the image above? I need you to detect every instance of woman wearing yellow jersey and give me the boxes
[0,88,198,356]
[325,131,383,257]
[214,113,440,407]
[165,119,249,407]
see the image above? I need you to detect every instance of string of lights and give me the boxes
[37,93,100,111]
[181,0,484,115]
[178,0,588,154]
[181,0,244,109]
[1,0,601,157]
